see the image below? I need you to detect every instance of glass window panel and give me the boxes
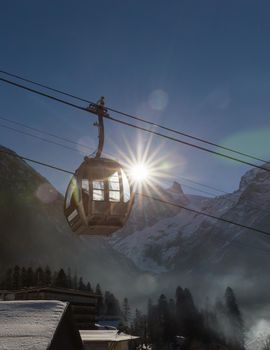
[109,171,120,191]
[109,181,120,190]
[82,179,89,193]
[65,177,79,208]
[66,185,73,209]
[93,180,104,190]
[93,189,104,201]
[109,191,120,202]
[109,172,119,181]
[121,170,131,202]
[68,209,78,222]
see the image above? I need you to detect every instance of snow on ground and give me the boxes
[0,300,67,350]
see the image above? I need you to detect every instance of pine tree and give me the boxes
[5,268,13,290]
[26,267,34,287]
[21,267,27,288]
[78,277,85,290]
[35,267,44,286]
[52,271,58,287]
[95,284,104,315]
[55,269,68,288]
[224,287,245,349]
[73,273,78,290]
[158,294,170,343]
[12,265,21,290]
[67,268,72,289]
[86,282,92,292]
[95,283,102,294]
[104,291,121,316]
[168,298,177,340]
[133,308,147,341]
[44,266,52,286]
[147,298,155,344]
[122,297,131,325]
[175,286,185,335]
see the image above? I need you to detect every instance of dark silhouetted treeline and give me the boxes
[0,265,125,318]
[0,265,93,291]
[130,286,245,350]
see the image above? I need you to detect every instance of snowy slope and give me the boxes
[110,163,270,276]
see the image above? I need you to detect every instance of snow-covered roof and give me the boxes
[0,300,68,350]
[80,330,139,342]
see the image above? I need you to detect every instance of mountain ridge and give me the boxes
[1,145,270,326]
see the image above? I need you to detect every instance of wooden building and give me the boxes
[1,287,99,330]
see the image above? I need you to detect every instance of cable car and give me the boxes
[64,97,134,235]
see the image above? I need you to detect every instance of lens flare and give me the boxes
[149,89,168,111]
[35,183,58,204]
[129,163,149,182]
[108,131,178,200]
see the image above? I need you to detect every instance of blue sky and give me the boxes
[1,0,270,195]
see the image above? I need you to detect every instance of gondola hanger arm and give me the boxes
[86,96,108,158]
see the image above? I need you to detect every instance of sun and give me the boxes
[129,163,150,182]
[108,132,177,195]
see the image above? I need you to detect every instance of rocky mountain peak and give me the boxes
[166,181,189,206]
[238,162,270,193]
[167,181,184,194]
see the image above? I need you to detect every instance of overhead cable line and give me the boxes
[0,115,93,153]
[180,183,218,197]
[0,118,219,197]
[1,76,270,174]
[0,119,222,199]
[0,146,270,238]
[2,120,270,215]
[0,116,233,196]
[0,69,267,163]
[178,176,228,194]
[0,148,74,175]
[0,114,229,195]
[0,123,88,155]
[4,117,270,215]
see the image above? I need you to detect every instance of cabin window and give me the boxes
[82,179,89,193]
[108,172,120,202]
[68,209,78,222]
[121,170,131,202]
[109,191,120,202]
[65,177,79,208]
[93,180,104,201]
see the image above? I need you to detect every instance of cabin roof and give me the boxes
[0,300,67,349]
[5,286,98,298]
[80,330,139,342]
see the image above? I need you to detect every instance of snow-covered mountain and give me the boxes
[1,145,270,323]
[111,163,270,275]
[109,162,270,322]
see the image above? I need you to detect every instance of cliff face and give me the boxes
[0,146,140,297]
[111,162,270,275]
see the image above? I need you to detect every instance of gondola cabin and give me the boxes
[64,157,133,236]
